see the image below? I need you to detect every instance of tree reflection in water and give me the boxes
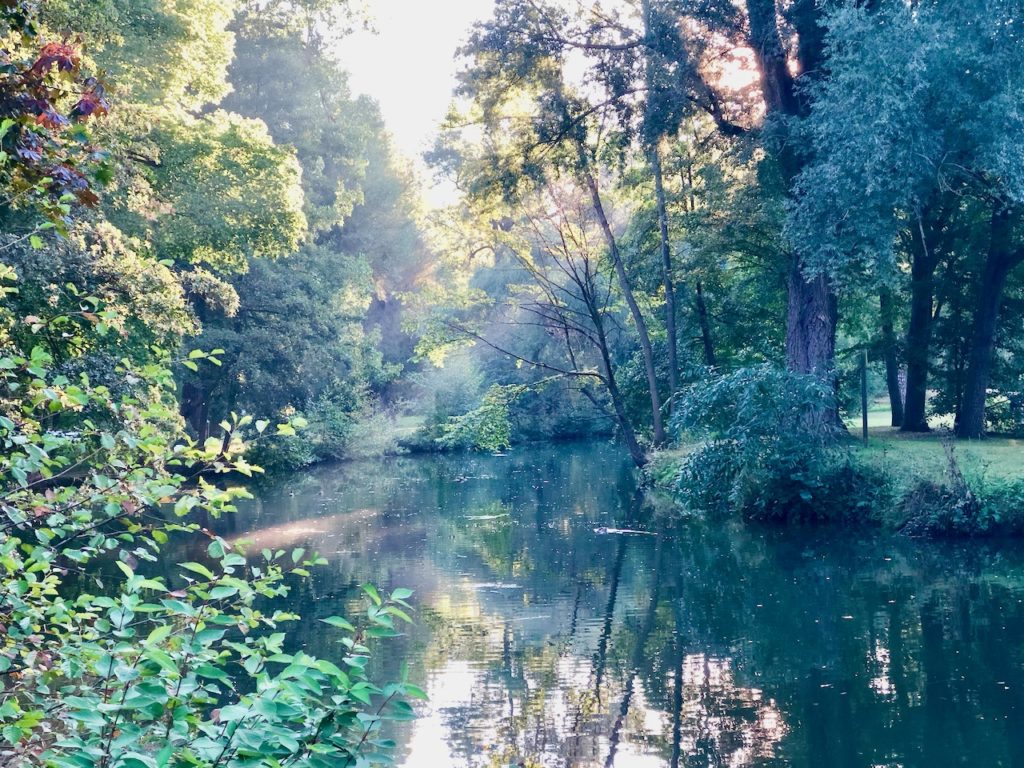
[192,443,1024,768]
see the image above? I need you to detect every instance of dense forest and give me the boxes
[1,0,1023,764]
[425,0,1024,457]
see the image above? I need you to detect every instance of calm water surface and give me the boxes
[208,442,1024,767]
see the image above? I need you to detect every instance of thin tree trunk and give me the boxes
[902,224,938,432]
[651,146,680,400]
[641,0,679,403]
[879,288,904,428]
[599,327,648,467]
[957,205,1021,439]
[588,292,647,467]
[582,162,666,446]
[695,280,716,367]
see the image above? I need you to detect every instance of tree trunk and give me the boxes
[582,163,666,446]
[600,344,648,467]
[695,280,716,367]
[785,264,837,377]
[747,0,840,420]
[957,206,1021,439]
[879,288,904,427]
[181,382,210,440]
[589,293,647,467]
[902,226,938,432]
[642,0,679,403]
[651,146,680,400]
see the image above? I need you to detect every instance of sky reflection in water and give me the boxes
[208,443,1024,768]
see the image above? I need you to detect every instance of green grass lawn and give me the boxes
[650,425,1023,489]
[854,427,1024,484]
[844,398,1022,483]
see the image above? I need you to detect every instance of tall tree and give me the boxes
[789,0,1024,437]
[445,0,674,446]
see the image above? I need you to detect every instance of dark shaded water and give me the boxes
[206,442,1024,767]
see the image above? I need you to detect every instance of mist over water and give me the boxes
[208,443,1024,767]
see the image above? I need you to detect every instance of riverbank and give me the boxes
[650,429,1024,536]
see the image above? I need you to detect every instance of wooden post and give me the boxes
[861,351,869,444]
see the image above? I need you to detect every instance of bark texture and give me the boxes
[957,205,1023,438]
[746,0,840,406]
[902,252,937,431]
[879,288,904,427]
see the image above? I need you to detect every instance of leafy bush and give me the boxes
[669,366,883,522]
[342,409,408,460]
[0,271,419,766]
[245,399,408,470]
[436,384,528,453]
[897,443,1024,537]
[245,412,318,472]
[981,390,1024,437]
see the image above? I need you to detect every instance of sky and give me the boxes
[332,0,497,205]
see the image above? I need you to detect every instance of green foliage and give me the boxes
[172,19,428,448]
[897,443,1024,538]
[245,429,319,473]
[43,0,237,112]
[0,270,417,766]
[2,224,193,360]
[120,110,307,277]
[669,366,884,522]
[437,384,523,453]
[0,1,109,227]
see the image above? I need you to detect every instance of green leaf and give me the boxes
[320,616,356,632]
[402,684,429,701]
[179,562,214,580]
[145,625,173,647]
[144,648,178,675]
[361,583,382,606]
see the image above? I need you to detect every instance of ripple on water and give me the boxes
[201,443,1024,768]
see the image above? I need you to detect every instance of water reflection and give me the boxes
[207,443,1024,767]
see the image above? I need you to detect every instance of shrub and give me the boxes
[0,272,419,766]
[897,442,1024,537]
[304,395,358,461]
[670,366,883,522]
[436,384,517,453]
[246,428,318,472]
[342,408,408,460]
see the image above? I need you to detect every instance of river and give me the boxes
[206,441,1024,767]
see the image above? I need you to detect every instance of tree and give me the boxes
[174,14,431,453]
[789,0,1024,437]
[444,181,649,465]
[441,0,676,446]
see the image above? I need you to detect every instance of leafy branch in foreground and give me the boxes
[0,267,419,767]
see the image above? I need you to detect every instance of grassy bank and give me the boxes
[857,428,1023,482]
[651,429,1024,536]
